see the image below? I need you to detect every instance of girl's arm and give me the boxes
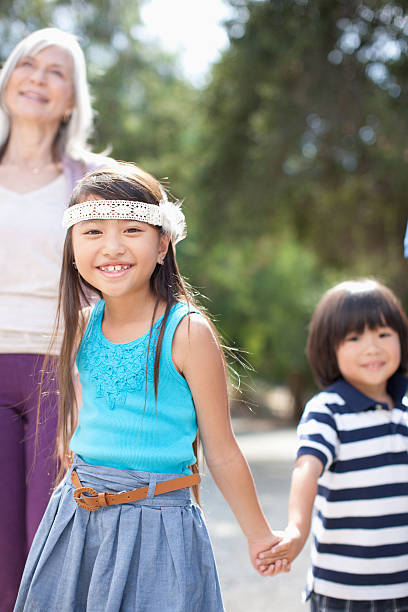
[173,314,288,576]
[256,453,322,568]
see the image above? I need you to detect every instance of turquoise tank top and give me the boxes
[70,300,198,474]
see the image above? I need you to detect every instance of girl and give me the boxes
[257,279,408,610]
[15,163,284,612]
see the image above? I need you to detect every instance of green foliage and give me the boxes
[195,0,408,266]
[190,235,323,380]
[182,0,408,410]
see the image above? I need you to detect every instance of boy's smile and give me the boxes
[335,326,401,403]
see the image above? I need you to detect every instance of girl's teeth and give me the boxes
[101,265,129,272]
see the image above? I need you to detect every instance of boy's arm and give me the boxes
[257,454,322,570]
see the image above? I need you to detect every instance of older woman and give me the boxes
[0,27,113,610]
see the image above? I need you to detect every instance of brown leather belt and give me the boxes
[71,469,200,511]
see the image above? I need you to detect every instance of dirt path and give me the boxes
[201,426,311,612]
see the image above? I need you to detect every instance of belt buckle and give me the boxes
[73,486,99,511]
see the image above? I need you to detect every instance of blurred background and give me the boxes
[2,0,408,608]
[2,0,406,419]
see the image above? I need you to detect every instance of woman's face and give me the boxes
[4,45,75,127]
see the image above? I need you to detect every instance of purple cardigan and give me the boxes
[61,152,115,201]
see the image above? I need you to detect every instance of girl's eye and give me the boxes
[124,227,141,233]
[346,335,360,342]
[84,229,102,235]
[50,69,63,77]
[379,330,391,338]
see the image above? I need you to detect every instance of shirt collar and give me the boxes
[328,373,408,411]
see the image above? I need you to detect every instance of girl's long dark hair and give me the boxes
[50,163,220,504]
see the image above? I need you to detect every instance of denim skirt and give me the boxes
[14,456,224,612]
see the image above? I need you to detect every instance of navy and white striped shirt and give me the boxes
[297,374,408,601]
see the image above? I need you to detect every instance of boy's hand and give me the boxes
[255,524,304,567]
[248,531,291,576]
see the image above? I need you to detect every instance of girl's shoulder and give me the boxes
[167,302,208,337]
[170,305,218,371]
[82,299,104,323]
[79,304,94,327]
[169,300,200,315]
[76,300,103,348]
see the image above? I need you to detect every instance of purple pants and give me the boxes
[0,354,58,612]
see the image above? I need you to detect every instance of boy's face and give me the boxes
[336,325,401,400]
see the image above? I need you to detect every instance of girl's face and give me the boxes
[72,215,169,301]
[4,45,75,126]
[335,325,401,399]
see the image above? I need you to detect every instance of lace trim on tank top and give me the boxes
[78,302,168,410]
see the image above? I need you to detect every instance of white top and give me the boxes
[0,175,67,354]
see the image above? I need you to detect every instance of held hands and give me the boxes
[255,523,304,573]
[248,530,291,577]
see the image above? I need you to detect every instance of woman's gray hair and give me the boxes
[0,27,93,160]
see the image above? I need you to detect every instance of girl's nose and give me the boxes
[101,235,126,257]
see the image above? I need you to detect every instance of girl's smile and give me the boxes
[97,263,133,278]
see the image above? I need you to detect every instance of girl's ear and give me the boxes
[158,233,170,264]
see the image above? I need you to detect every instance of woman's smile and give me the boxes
[20,89,48,104]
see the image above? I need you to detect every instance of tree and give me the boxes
[194,0,408,269]
[181,0,408,413]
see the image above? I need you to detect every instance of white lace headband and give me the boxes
[62,199,186,244]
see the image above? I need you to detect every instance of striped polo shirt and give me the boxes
[297,374,408,601]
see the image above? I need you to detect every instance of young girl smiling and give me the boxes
[15,163,283,612]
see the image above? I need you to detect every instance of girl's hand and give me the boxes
[248,531,291,576]
[255,524,304,567]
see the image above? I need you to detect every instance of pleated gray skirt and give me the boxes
[14,456,224,612]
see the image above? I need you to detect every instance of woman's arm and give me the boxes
[173,314,287,575]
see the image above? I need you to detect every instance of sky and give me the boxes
[139,0,234,86]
